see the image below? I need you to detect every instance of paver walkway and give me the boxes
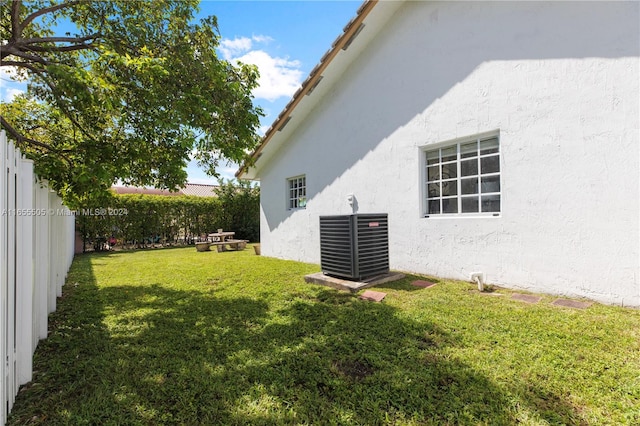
[359,290,387,302]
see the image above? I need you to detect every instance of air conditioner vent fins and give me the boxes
[319,213,389,281]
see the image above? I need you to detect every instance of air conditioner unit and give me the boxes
[319,213,389,281]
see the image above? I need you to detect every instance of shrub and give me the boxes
[76,181,259,250]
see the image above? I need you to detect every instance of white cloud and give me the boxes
[219,35,303,102]
[219,35,275,60]
[1,65,27,101]
[2,87,24,102]
[0,65,22,81]
[235,50,302,102]
[251,34,274,44]
[219,36,253,60]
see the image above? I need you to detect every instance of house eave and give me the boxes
[237,0,403,180]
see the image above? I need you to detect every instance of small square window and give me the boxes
[423,133,500,216]
[287,175,306,210]
[481,155,500,174]
[460,159,478,177]
[441,147,457,162]
[442,198,458,214]
[428,199,440,214]
[460,141,478,158]
[480,137,499,155]
[461,177,478,195]
[481,194,501,212]
[461,196,479,213]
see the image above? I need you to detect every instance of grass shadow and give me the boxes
[230,288,514,424]
[9,265,515,424]
[7,255,117,424]
[10,249,638,424]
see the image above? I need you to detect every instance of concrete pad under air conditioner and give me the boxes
[304,271,405,292]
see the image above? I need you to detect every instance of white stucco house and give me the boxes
[238,0,640,307]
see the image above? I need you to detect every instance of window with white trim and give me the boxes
[287,175,307,209]
[424,134,501,216]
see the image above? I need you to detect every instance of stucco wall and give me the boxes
[257,1,640,306]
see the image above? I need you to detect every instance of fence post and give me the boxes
[47,191,57,314]
[5,139,17,415]
[16,158,34,385]
[54,197,65,297]
[1,131,7,426]
[0,133,19,420]
[0,131,77,425]
[33,182,49,343]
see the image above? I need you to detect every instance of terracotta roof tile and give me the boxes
[111,186,182,196]
[111,183,218,197]
[180,183,218,197]
[237,0,379,179]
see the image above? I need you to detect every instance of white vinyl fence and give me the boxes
[1,131,75,424]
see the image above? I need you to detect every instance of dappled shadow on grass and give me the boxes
[9,254,596,425]
[512,381,590,425]
[7,255,118,424]
[100,285,518,424]
[234,289,512,424]
[14,280,512,424]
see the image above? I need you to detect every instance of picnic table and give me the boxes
[194,230,247,252]
[208,231,236,243]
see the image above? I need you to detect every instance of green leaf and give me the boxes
[1,0,263,204]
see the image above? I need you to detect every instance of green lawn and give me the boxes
[8,247,640,425]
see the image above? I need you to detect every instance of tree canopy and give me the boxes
[1,0,262,205]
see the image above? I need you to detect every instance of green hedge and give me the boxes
[76,181,259,250]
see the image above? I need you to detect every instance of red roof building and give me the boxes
[111,183,218,197]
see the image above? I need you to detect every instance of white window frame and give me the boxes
[287,175,307,210]
[420,131,501,218]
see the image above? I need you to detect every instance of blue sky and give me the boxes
[0,1,362,185]
[191,0,362,183]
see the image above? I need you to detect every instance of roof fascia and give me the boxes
[237,0,381,180]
